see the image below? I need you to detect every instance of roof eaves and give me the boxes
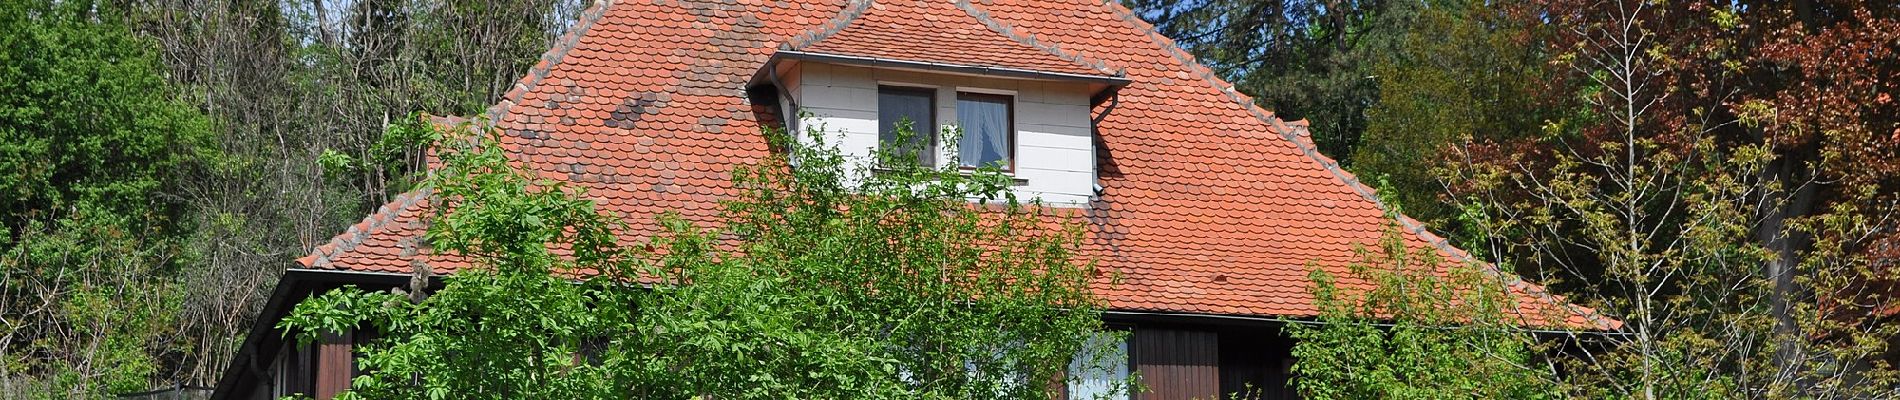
[207,269,414,400]
[297,191,431,269]
[1096,0,1622,332]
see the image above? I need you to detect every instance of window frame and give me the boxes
[954,91,1017,173]
[876,85,940,167]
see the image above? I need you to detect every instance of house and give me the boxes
[209,0,1617,398]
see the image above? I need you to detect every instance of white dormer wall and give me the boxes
[791,62,1098,206]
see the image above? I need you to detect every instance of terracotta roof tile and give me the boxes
[294,0,1619,330]
[780,0,1117,78]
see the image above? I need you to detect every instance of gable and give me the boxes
[296,0,1616,330]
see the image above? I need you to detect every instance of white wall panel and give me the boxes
[1015,145,1095,173]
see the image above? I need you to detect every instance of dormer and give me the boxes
[748,0,1127,206]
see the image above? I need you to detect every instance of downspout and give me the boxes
[1084,88,1124,257]
[1089,88,1121,198]
[767,65,805,168]
[769,65,800,134]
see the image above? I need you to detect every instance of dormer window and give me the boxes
[757,59,1123,206]
[955,92,1013,171]
[745,0,1127,206]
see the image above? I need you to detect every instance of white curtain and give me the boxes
[957,94,1010,168]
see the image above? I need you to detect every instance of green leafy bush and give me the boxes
[0,1,215,397]
[1288,220,1559,400]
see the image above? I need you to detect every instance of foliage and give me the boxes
[1268,1,1900,396]
[1459,133,1787,397]
[0,0,586,394]
[1121,0,1399,160]
[1119,0,1557,221]
[274,0,583,200]
[46,0,585,390]
[1287,215,1560,400]
[0,0,216,396]
[1348,0,1555,226]
[0,0,215,236]
[279,121,1127,399]
[318,112,441,184]
[1433,1,1900,397]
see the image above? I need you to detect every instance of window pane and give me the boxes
[1067,330,1129,400]
[878,87,935,166]
[956,93,1012,169]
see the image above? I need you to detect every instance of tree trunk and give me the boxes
[311,0,333,46]
[1756,139,1821,387]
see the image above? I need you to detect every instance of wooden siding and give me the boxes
[1217,328,1298,400]
[265,341,315,400]
[1133,327,1219,400]
[314,331,352,399]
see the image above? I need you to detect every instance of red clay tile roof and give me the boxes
[296,0,1619,330]
[298,191,440,273]
[783,0,1118,78]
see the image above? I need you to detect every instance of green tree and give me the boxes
[0,0,216,396]
[100,0,588,386]
[293,0,585,201]
[280,121,1129,399]
[1348,0,1554,227]
[1287,205,1562,400]
[1122,0,1398,160]
[1047,1,1900,398]
[1437,1,1900,397]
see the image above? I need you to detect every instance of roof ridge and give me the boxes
[480,0,617,130]
[952,0,1120,76]
[297,191,432,269]
[1094,0,1619,331]
[781,0,876,50]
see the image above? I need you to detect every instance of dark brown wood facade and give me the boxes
[314,331,353,399]
[1133,328,1221,399]
[1129,323,1299,400]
